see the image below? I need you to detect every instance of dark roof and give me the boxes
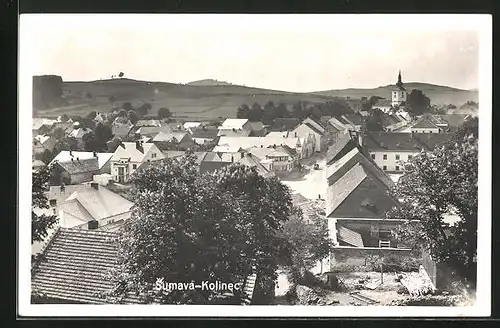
[269,118,301,132]
[303,122,325,136]
[112,125,133,138]
[338,226,364,247]
[31,229,142,304]
[437,114,470,127]
[192,127,219,139]
[247,121,265,131]
[373,98,392,107]
[326,134,356,165]
[342,113,364,126]
[363,132,453,151]
[56,157,99,174]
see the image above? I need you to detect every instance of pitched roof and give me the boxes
[303,122,325,136]
[373,98,392,107]
[219,118,249,130]
[217,136,301,151]
[48,185,90,205]
[411,117,439,129]
[248,121,265,131]
[50,151,113,170]
[337,226,364,247]
[192,127,219,139]
[269,118,301,132]
[237,153,273,177]
[152,131,189,142]
[135,125,173,136]
[326,134,356,165]
[266,131,290,138]
[69,128,92,139]
[56,158,100,175]
[63,185,133,222]
[183,122,202,129]
[34,135,52,145]
[112,142,160,162]
[436,114,470,127]
[161,150,187,159]
[32,160,46,168]
[31,229,142,304]
[33,118,57,130]
[112,125,133,138]
[342,113,364,126]
[135,119,162,127]
[326,163,368,216]
[363,132,452,151]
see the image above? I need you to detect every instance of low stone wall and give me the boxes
[330,246,421,272]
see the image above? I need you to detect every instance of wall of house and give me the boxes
[391,90,407,106]
[336,221,402,248]
[293,125,321,152]
[368,150,419,172]
[330,246,418,272]
[411,127,441,133]
[70,171,98,184]
[72,211,131,230]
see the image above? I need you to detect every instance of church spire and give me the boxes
[396,70,403,87]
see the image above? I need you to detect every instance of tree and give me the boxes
[107,160,293,304]
[117,109,128,118]
[237,104,250,119]
[262,101,276,125]
[87,111,97,120]
[158,107,172,120]
[275,103,289,118]
[365,108,384,132]
[118,72,124,78]
[128,110,139,125]
[50,127,66,140]
[123,102,133,111]
[109,95,116,104]
[278,206,331,284]
[82,131,107,152]
[291,101,305,119]
[136,103,152,117]
[406,89,431,116]
[52,136,78,155]
[32,166,58,244]
[94,122,114,144]
[248,103,264,122]
[387,125,478,284]
[60,114,69,122]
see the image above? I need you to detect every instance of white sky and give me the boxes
[21,14,482,92]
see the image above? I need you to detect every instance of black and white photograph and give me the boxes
[19,14,492,317]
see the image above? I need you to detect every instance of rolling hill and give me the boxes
[313,82,478,107]
[34,77,478,120]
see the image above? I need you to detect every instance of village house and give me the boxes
[135,119,162,127]
[111,124,134,140]
[362,132,454,172]
[33,135,57,155]
[292,120,325,152]
[152,131,196,149]
[191,126,219,145]
[50,150,113,174]
[199,151,274,177]
[135,124,173,138]
[110,141,165,183]
[217,118,253,137]
[50,157,100,185]
[410,116,442,133]
[268,118,301,132]
[32,117,58,136]
[247,121,268,137]
[69,127,93,149]
[372,98,393,113]
[183,121,202,131]
[32,160,46,171]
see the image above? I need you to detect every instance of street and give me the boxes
[281,153,327,201]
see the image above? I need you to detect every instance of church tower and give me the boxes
[391,70,407,107]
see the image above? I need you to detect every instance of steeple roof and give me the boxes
[394,70,406,91]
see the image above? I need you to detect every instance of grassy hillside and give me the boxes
[34,77,478,120]
[313,83,478,107]
[35,78,337,120]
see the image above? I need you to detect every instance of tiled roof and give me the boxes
[33,160,46,168]
[31,229,142,304]
[57,158,100,175]
[219,118,249,130]
[33,118,57,130]
[69,128,92,139]
[436,114,470,127]
[327,117,347,131]
[342,113,364,126]
[135,119,162,127]
[136,125,173,137]
[269,118,301,132]
[266,131,290,138]
[248,121,265,131]
[217,136,301,151]
[183,122,202,129]
[326,134,356,165]
[338,226,364,247]
[34,135,52,145]
[161,150,187,159]
[112,142,161,162]
[112,125,133,138]
[326,163,367,216]
[50,151,113,170]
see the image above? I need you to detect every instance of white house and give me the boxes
[292,122,323,152]
[110,141,165,183]
[50,150,113,174]
[33,135,57,155]
[217,118,252,137]
[410,117,442,134]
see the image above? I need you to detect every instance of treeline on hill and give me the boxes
[236,99,353,124]
[33,75,67,112]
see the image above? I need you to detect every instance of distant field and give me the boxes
[35,78,478,119]
[36,79,339,120]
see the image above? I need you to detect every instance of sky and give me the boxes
[21,14,484,92]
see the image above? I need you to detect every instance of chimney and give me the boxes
[60,184,65,192]
[358,132,363,148]
[231,155,234,163]
[241,152,244,159]
[90,182,99,190]
[88,220,99,230]
[71,158,74,162]
[294,132,297,137]
[76,157,80,163]
[93,151,97,157]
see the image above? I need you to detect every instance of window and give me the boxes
[379,230,391,248]
[379,240,391,248]
[395,166,400,171]
[49,199,57,206]
[132,164,137,169]
[383,165,387,171]
[408,154,413,160]
[152,153,156,158]
[383,154,387,160]
[371,154,376,159]
[395,154,400,160]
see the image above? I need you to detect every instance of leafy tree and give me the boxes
[109,95,116,104]
[388,125,478,284]
[82,131,107,152]
[32,166,58,244]
[291,101,305,118]
[107,161,293,304]
[278,206,331,284]
[237,104,250,119]
[52,137,78,155]
[122,102,133,111]
[406,89,431,116]
[128,110,139,125]
[51,127,66,140]
[94,122,114,144]
[365,108,384,132]
[447,104,457,110]
[158,107,172,120]
[87,111,97,119]
[261,101,276,125]
[118,72,124,78]
[137,103,152,117]
[275,103,289,118]
[117,109,128,118]
[248,103,264,122]
[60,114,69,122]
